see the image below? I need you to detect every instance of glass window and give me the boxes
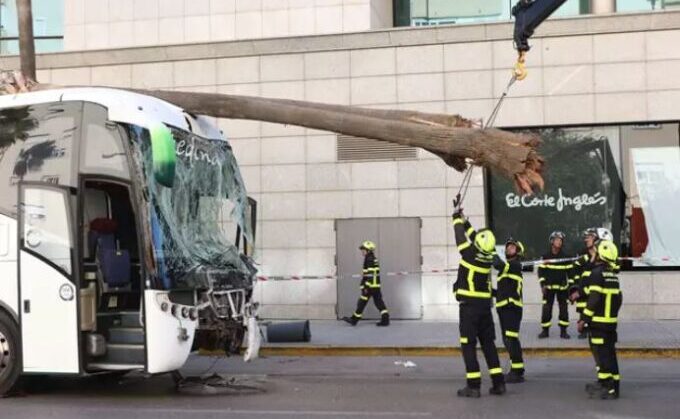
[0,102,81,216]
[488,122,680,269]
[80,103,130,180]
[0,0,64,55]
[396,0,583,26]
[22,187,73,274]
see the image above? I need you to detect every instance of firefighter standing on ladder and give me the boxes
[538,231,573,339]
[343,241,390,327]
[453,208,505,398]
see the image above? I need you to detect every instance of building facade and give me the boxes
[2,2,680,321]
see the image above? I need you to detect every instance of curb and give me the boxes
[200,347,680,359]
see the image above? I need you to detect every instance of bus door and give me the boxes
[18,183,80,374]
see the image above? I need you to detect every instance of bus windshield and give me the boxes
[127,125,255,290]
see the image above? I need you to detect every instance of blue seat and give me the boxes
[88,219,131,289]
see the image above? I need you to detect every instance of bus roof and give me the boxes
[0,87,223,140]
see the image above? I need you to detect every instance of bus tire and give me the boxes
[0,310,21,396]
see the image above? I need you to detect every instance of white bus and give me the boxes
[0,88,259,394]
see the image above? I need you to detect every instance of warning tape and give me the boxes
[255,255,679,282]
[256,268,459,282]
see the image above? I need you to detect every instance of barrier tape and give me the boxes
[255,256,679,282]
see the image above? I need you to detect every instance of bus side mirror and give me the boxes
[150,123,176,188]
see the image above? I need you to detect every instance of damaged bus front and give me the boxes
[131,123,260,357]
[0,88,259,395]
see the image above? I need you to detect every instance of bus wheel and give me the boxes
[0,311,21,396]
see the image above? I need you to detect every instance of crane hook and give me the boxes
[513,51,528,81]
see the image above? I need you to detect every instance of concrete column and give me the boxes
[591,0,616,14]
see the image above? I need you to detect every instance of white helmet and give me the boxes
[596,227,613,243]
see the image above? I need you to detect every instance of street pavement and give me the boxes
[2,355,679,419]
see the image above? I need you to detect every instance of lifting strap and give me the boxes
[453,74,518,210]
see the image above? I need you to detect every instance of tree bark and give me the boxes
[17,0,36,82]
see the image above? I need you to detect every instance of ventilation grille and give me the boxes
[336,135,417,162]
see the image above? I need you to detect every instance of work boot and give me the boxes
[585,381,604,396]
[538,328,549,339]
[342,316,358,326]
[489,383,506,395]
[599,381,619,400]
[376,313,390,327]
[505,370,525,384]
[457,386,481,398]
[560,328,571,339]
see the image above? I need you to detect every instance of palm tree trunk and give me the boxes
[16,0,36,81]
[136,89,544,193]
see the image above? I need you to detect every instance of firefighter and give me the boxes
[576,240,622,399]
[343,241,390,327]
[538,231,573,339]
[493,238,526,383]
[452,209,505,398]
[569,228,614,339]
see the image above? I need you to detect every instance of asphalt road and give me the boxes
[2,355,679,419]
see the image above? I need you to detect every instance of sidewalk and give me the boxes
[259,320,680,356]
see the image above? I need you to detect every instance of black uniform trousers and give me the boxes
[590,328,620,392]
[497,306,524,373]
[541,288,569,329]
[352,287,388,318]
[459,303,504,388]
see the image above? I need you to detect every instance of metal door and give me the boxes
[18,184,80,373]
[336,217,422,319]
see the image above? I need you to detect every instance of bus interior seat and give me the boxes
[89,218,132,291]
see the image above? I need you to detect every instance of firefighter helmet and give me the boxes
[597,240,619,265]
[359,240,376,251]
[549,231,566,243]
[505,238,525,257]
[474,229,496,254]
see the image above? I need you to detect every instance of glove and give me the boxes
[452,207,464,219]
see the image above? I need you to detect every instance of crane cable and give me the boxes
[453,74,519,210]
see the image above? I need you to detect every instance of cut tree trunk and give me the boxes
[135,90,544,194]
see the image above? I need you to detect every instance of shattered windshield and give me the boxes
[128,124,254,289]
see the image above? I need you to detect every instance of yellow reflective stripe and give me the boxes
[576,302,587,308]
[588,285,603,293]
[592,316,617,324]
[598,372,612,379]
[456,289,492,298]
[458,242,471,251]
[541,321,551,327]
[497,299,523,308]
[495,300,509,307]
[460,260,491,274]
[591,337,604,345]
[583,308,595,317]
[541,299,547,304]
[466,226,475,236]
[505,330,519,338]
[353,312,363,318]
[539,264,573,270]
[511,363,524,369]
[453,218,465,226]
[380,310,389,315]
[460,337,469,344]
[613,374,620,381]
[360,296,369,301]
[489,368,503,375]
[466,371,481,379]
[509,298,523,307]
[559,320,570,327]
[498,274,522,282]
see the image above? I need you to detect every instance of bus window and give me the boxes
[22,187,73,275]
[0,103,80,216]
[80,103,130,180]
